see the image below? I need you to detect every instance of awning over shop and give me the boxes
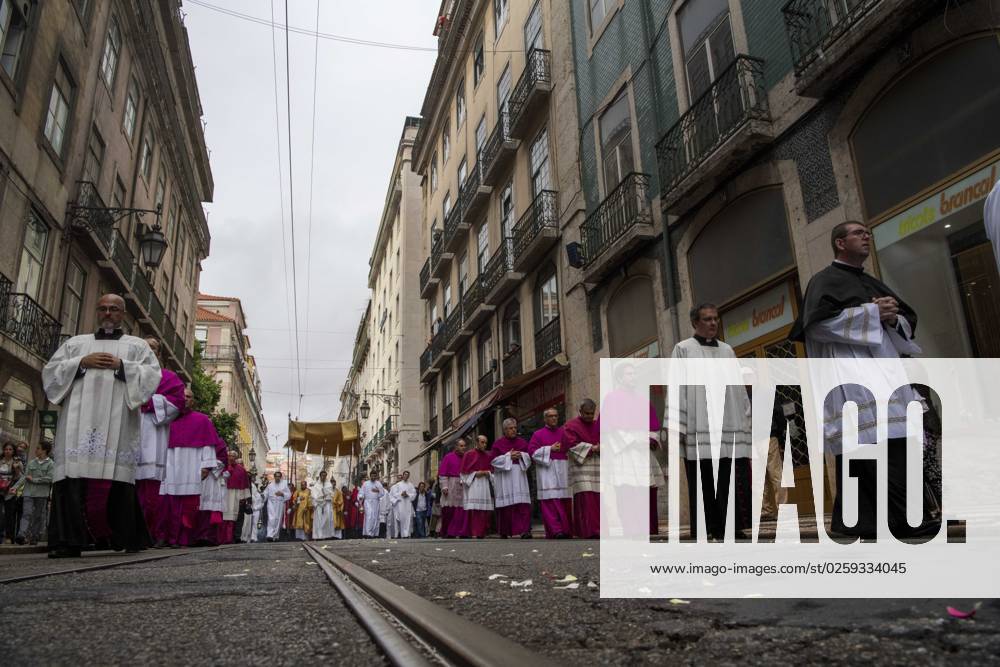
[285,418,360,457]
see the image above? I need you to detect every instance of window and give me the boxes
[430,152,438,192]
[100,17,121,89]
[139,131,154,181]
[503,300,521,353]
[170,293,179,323]
[430,303,439,334]
[178,311,188,345]
[177,234,187,284]
[475,115,487,156]
[477,327,494,378]
[0,0,29,79]
[112,176,126,209]
[123,78,139,140]
[499,181,514,240]
[599,89,634,192]
[16,211,47,300]
[165,204,177,243]
[195,325,208,342]
[524,1,543,53]
[494,0,509,39]
[187,246,196,283]
[44,63,73,156]
[530,128,551,195]
[60,259,86,336]
[443,192,451,218]
[429,382,438,418]
[476,222,490,274]
[459,349,471,393]
[534,266,559,335]
[82,128,105,187]
[472,33,485,87]
[607,277,659,358]
[443,283,452,317]
[457,156,467,187]
[497,63,512,117]
[589,0,614,32]
[442,121,450,164]
[456,79,466,128]
[458,253,469,298]
[155,165,167,210]
[679,0,735,102]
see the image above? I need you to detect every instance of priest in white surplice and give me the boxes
[43,294,160,557]
[359,471,386,538]
[311,470,335,540]
[491,418,533,538]
[264,471,290,541]
[390,470,416,538]
[790,220,936,539]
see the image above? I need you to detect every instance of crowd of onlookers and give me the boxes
[0,439,54,545]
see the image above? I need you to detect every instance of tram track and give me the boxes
[304,543,558,667]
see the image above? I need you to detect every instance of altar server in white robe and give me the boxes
[790,220,936,540]
[390,470,417,538]
[359,471,386,538]
[264,471,290,541]
[43,294,160,557]
[311,470,335,540]
[243,482,263,543]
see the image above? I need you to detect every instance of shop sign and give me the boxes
[39,410,58,430]
[13,410,32,429]
[874,159,998,250]
[721,282,795,349]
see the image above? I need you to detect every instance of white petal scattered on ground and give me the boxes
[435,548,443,552]
[371,560,379,564]
[531,549,539,553]
[450,549,456,553]
[669,598,690,605]
[587,582,599,589]
[274,560,282,563]
[554,575,578,583]
[554,583,580,590]
[384,549,391,552]
[224,573,248,578]
[488,574,509,580]
[320,545,329,550]
[520,589,533,593]
[455,591,472,598]
[510,579,533,588]
[243,569,250,572]
[305,561,317,565]
[502,553,514,557]
[581,552,595,558]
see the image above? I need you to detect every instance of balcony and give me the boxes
[441,306,466,355]
[442,200,470,255]
[502,345,522,380]
[478,369,495,398]
[480,111,520,186]
[782,0,935,97]
[442,402,453,428]
[534,318,561,367]
[428,414,439,440]
[420,343,438,383]
[459,387,471,413]
[459,162,492,224]
[430,229,453,280]
[460,277,494,330]
[512,190,559,273]
[420,258,438,299]
[0,273,62,361]
[508,49,552,139]
[481,239,524,306]
[656,56,772,213]
[201,345,243,363]
[579,173,655,284]
[384,414,399,438]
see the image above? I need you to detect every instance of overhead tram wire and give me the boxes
[303,0,321,418]
[268,0,298,416]
[283,0,304,414]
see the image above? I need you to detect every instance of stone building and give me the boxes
[0,0,212,446]
[411,0,586,479]
[195,293,268,469]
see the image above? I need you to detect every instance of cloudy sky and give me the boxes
[184,0,438,450]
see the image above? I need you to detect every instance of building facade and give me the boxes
[412,0,587,479]
[0,0,212,447]
[195,294,268,467]
[342,118,426,481]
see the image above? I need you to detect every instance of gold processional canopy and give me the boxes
[285,419,360,458]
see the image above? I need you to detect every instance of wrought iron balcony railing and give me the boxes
[200,344,244,363]
[442,402,453,427]
[442,202,466,253]
[534,317,561,367]
[480,110,517,184]
[508,48,552,134]
[0,273,62,360]
[783,0,880,77]
[428,414,439,439]
[384,414,398,436]
[461,276,483,316]
[656,55,769,193]
[459,387,471,413]
[478,368,495,397]
[502,345,522,380]
[580,173,652,267]
[420,343,435,377]
[512,190,558,262]
[481,237,516,297]
[430,229,445,271]
[420,257,433,297]
[458,161,490,222]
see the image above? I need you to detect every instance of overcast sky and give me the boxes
[184,1,437,450]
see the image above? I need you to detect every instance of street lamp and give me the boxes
[139,223,168,268]
[359,398,371,420]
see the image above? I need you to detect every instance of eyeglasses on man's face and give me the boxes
[97,305,123,313]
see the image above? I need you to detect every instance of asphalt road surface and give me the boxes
[1,540,996,665]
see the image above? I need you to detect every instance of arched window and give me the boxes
[607,276,659,358]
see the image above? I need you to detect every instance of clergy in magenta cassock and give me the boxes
[134,337,185,544]
[437,438,467,538]
[389,470,417,538]
[43,295,161,557]
[490,419,533,538]
[160,387,223,547]
[460,435,494,538]
[221,449,251,544]
[528,408,571,539]
[564,399,601,539]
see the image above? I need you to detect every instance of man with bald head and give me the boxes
[43,294,161,557]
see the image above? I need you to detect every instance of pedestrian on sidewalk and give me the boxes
[17,441,54,545]
[1,441,24,543]
[413,481,431,538]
